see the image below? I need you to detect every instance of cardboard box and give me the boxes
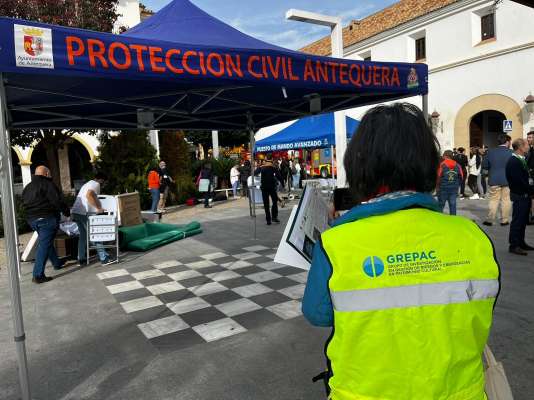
[117,192,143,227]
[54,235,79,259]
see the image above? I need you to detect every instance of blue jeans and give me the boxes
[150,188,160,212]
[29,217,62,278]
[72,213,108,263]
[232,181,239,198]
[438,189,458,215]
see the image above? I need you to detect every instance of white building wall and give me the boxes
[342,0,534,150]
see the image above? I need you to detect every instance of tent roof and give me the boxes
[123,0,289,51]
[0,0,428,131]
[255,113,359,152]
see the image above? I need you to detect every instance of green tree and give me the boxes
[95,131,158,209]
[159,131,198,203]
[1,0,120,187]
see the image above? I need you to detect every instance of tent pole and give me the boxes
[0,75,32,400]
[330,145,335,190]
[248,127,257,240]
[422,94,429,122]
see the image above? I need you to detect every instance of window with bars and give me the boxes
[415,37,426,61]
[481,13,495,41]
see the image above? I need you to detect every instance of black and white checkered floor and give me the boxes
[97,245,307,351]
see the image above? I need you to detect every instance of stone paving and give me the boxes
[0,197,533,399]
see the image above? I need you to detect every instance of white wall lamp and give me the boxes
[431,110,443,134]
[524,93,534,115]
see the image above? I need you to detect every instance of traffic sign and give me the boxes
[503,120,513,132]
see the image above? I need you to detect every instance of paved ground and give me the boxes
[0,197,533,400]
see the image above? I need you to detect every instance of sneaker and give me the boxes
[272,219,281,224]
[32,276,53,284]
[482,221,493,226]
[500,222,510,226]
[520,244,534,251]
[101,257,117,266]
[469,194,480,200]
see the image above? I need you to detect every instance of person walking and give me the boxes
[254,156,282,225]
[198,163,214,208]
[239,160,251,197]
[436,150,463,215]
[467,147,481,199]
[147,167,160,212]
[292,159,301,189]
[482,134,513,226]
[71,172,113,266]
[22,166,71,283]
[506,138,534,255]
[454,147,468,198]
[302,103,499,400]
[230,163,240,199]
[157,160,174,212]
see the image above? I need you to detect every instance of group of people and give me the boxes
[147,160,174,213]
[253,156,305,225]
[449,146,488,200]
[437,130,534,255]
[22,168,114,284]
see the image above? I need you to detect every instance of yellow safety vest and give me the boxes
[321,208,499,400]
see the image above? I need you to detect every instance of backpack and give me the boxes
[440,162,460,187]
[291,165,297,175]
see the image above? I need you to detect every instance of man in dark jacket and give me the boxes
[255,157,282,225]
[453,147,468,197]
[505,138,534,255]
[482,134,513,226]
[22,166,71,283]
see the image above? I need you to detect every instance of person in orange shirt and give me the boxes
[148,167,161,212]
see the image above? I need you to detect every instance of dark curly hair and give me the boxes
[344,103,440,203]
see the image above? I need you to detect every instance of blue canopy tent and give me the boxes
[0,1,428,398]
[255,113,360,153]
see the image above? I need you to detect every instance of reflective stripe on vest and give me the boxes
[331,279,499,312]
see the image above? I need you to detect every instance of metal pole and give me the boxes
[0,75,32,400]
[248,128,257,240]
[422,94,429,122]
[331,23,347,188]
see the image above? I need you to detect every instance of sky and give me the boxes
[141,0,399,50]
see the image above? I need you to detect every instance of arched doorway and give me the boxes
[68,140,93,191]
[469,110,506,148]
[11,149,22,184]
[454,94,522,150]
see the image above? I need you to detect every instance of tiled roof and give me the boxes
[300,0,461,56]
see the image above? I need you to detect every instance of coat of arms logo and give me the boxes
[407,68,419,89]
[23,27,44,57]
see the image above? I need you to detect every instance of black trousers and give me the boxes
[467,175,478,195]
[261,188,278,223]
[460,174,466,196]
[509,197,532,248]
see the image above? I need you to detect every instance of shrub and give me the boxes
[211,157,237,189]
[0,195,31,238]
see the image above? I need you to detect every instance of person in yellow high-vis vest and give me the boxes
[302,103,500,400]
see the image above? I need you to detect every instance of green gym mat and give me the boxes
[119,221,202,251]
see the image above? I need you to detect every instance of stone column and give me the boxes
[20,162,32,188]
[58,144,72,193]
[149,130,160,158]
